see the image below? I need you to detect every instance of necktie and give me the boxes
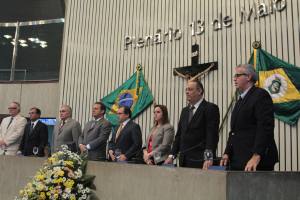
[188,105,195,123]
[7,117,13,129]
[233,96,243,114]
[59,120,65,133]
[30,122,34,134]
[115,124,124,142]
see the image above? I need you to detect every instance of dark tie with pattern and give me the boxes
[7,117,13,129]
[233,96,243,114]
[188,105,195,123]
[59,120,65,133]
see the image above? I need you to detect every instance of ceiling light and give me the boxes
[28,38,35,42]
[40,44,47,48]
[4,35,12,39]
[40,40,47,45]
[11,41,15,45]
[19,39,26,43]
[20,43,28,47]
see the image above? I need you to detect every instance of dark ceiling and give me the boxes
[0,0,65,22]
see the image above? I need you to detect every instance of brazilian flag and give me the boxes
[101,65,153,125]
[249,47,300,125]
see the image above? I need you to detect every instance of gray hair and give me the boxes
[61,104,72,117]
[236,64,258,83]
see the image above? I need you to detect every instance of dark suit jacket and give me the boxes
[171,99,220,168]
[79,118,112,161]
[19,120,48,157]
[224,86,279,170]
[108,120,142,161]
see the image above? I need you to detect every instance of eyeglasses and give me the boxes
[8,107,17,109]
[59,110,67,113]
[234,73,248,78]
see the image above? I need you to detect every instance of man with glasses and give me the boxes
[0,101,27,155]
[108,106,142,163]
[78,102,112,161]
[52,105,81,153]
[18,107,48,157]
[220,64,278,171]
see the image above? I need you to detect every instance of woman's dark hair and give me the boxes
[154,104,169,125]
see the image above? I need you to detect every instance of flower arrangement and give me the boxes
[16,145,97,200]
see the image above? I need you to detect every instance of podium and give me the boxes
[1,156,299,200]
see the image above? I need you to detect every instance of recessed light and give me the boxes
[20,43,28,47]
[19,39,26,43]
[4,35,12,39]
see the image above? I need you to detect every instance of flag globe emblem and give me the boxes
[119,93,134,108]
[264,74,287,99]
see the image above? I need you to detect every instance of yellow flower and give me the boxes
[52,177,63,184]
[39,192,46,200]
[70,194,76,200]
[63,179,75,189]
[36,174,45,181]
[55,169,64,177]
[53,193,59,199]
[64,160,74,168]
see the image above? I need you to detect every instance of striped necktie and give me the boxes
[115,124,124,142]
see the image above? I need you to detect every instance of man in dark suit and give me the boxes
[52,105,81,153]
[18,107,48,157]
[108,106,142,163]
[78,102,112,161]
[220,64,279,171]
[165,79,220,169]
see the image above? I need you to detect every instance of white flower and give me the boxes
[78,184,84,190]
[74,169,82,178]
[64,188,71,194]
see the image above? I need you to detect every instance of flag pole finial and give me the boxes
[252,41,261,49]
[136,64,142,71]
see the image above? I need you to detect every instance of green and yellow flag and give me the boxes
[249,48,300,125]
[101,65,153,125]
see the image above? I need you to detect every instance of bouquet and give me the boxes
[16,145,97,200]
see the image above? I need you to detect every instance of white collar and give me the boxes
[31,120,39,128]
[94,117,103,121]
[240,85,253,99]
[191,96,204,112]
[122,119,130,127]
